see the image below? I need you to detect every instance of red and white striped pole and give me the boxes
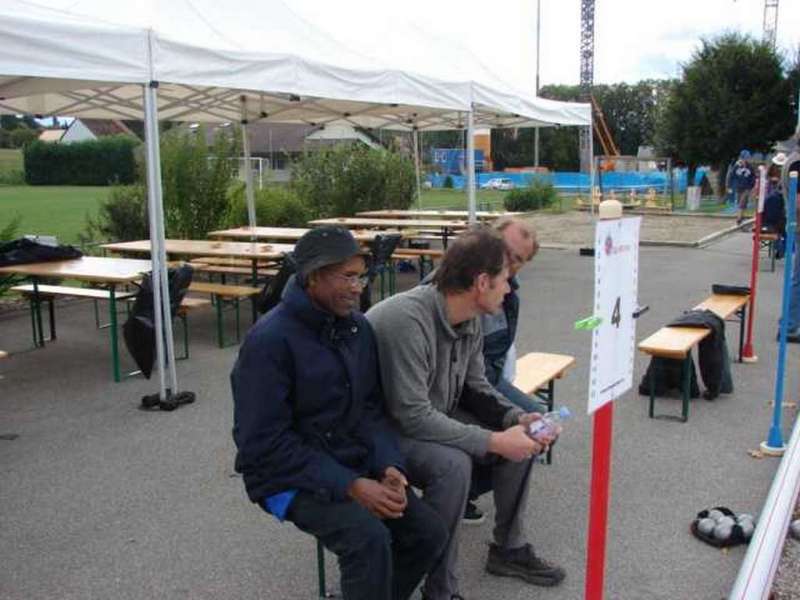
[742,165,767,363]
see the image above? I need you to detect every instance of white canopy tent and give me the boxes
[0,0,590,402]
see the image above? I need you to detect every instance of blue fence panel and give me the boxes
[428,170,690,193]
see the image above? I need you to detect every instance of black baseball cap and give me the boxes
[293,226,361,277]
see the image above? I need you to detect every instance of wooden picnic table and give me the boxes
[102,239,293,322]
[207,226,404,243]
[308,217,469,248]
[0,256,153,381]
[356,209,519,221]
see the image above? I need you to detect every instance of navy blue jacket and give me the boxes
[727,160,756,190]
[231,277,404,504]
[482,277,520,386]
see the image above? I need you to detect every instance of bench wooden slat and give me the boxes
[694,293,749,321]
[11,284,137,300]
[513,352,576,395]
[193,265,278,277]
[188,281,261,298]
[392,248,444,258]
[638,326,711,360]
[189,256,276,267]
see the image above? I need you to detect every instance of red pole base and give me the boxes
[585,402,614,600]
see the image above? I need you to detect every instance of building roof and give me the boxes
[37,129,65,142]
[77,118,138,139]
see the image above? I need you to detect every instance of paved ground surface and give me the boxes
[528,211,738,247]
[1,229,799,600]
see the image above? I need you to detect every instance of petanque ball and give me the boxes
[697,518,716,536]
[740,521,755,540]
[717,516,736,528]
[714,522,734,541]
[790,519,800,541]
[737,513,754,524]
[708,509,725,522]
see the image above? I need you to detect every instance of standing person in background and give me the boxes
[464,217,543,524]
[727,149,756,226]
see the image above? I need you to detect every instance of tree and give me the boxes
[10,126,38,148]
[656,33,796,180]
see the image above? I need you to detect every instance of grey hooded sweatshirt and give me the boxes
[367,284,524,458]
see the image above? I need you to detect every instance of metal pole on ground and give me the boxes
[146,84,179,396]
[466,108,477,224]
[729,410,800,598]
[742,166,767,362]
[761,172,798,455]
[413,128,422,211]
[142,83,167,401]
[241,96,257,232]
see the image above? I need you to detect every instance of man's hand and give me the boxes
[488,425,544,462]
[381,466,408,492]
[347,477,406,519]
[519,412,561,446]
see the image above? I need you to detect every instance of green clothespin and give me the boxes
[574,316,603,331]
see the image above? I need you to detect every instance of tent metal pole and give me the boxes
[466,109,477,224]
[146,83,179,394]
[412,128,422,211]
[142,84,168,400]
[241,96,257,231]
[589,124,596,218]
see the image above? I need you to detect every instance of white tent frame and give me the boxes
[0,2,590,403]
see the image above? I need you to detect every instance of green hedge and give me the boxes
[229,184,311,228]
[24,136,139,185]
[503,179,558,212]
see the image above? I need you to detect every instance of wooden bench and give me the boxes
[187,282,261,347]
[513,352,576,464]
[12,284,138,342]
[758,232,779,272]
[694,293,749,362]
[638,292,749,422]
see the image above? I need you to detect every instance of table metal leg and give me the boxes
[737,305,746,362]
[109,285,121,382]
[680,355,690,422]
[32,278,44,348]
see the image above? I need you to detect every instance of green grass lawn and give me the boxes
[418,188,508,210]
[1,186,109,244]
[0,148,23,173]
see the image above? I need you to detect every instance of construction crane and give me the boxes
[733,0,779,48]
[578,0,595,172]
[580,0,619,172]
[763,0,778,49]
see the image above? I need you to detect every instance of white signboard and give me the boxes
[588,217,641,414]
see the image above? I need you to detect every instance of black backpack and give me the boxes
[257,253,297,315]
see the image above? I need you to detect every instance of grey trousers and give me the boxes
[395,433,534,600]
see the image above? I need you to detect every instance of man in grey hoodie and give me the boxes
[367,227,565,600]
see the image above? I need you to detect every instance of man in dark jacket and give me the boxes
[231,227,447,600]
[726,149,756,225]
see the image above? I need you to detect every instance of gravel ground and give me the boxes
[772,506,800,599]
[526,211,738,247]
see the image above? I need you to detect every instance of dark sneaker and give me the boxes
[463,501,485,525]
[486,543,566,587]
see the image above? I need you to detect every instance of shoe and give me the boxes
[463,501,485,525]
[736,217,744,226]
[486,543,566,587]
[787,332,800,344]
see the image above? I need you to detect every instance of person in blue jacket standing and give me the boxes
[231,227,447,600]
[726,149,756,225]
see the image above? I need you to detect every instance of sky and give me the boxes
[289,0,799,93]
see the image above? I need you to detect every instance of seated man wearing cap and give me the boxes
[231,226,447,600]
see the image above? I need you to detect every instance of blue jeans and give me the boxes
[495,377,547,414]
[470,379,545,500]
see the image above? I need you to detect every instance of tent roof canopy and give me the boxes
[0,0,590,130]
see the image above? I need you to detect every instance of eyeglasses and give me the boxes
[329,273,370,288]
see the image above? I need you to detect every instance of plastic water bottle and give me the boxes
[527,406,572,442]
